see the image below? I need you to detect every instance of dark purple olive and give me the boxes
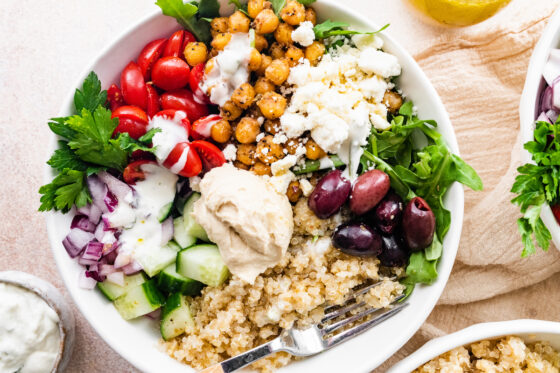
[378,235,409,267]
[308,170,351,219]
[350,169,390,215]
[402,197,436,251]
[373,192,403,234]
[332,222,383,257]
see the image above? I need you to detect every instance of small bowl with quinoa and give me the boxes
[388,320,560,373]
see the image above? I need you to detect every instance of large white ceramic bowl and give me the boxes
[520,6,560,251]
[45,1,464,372]
[387,319,560,372]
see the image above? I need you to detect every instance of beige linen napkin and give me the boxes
[376,0,560,370]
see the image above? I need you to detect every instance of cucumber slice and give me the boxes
[176,244,229,287]
[182,193,209,242]
[173,217,196,249]
[158,202,173,223]
[160,293,194,340]
[157,263,204,296]
[113,280,164,320]
[136,241,181,278]
[97,273,147,301]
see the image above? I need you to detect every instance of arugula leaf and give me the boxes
[314,20,389,39]
[403,251,438,285]
[39,169,89,213]
[74,72,107,113]
[198,0,220,18]
[271,0,286,15]
[155,0,212,44]
[297,0,316,4]
[424,233,443,261]
[228,0,249,15]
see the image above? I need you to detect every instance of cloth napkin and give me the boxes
[376,0,560,370]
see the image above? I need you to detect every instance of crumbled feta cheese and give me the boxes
[257,116,265,125]
[291,21,315,47]
[358,48,401,78]
[266,172,295,194]
[273,133,288,144]
[189,176,202,192]
[352,33,384,50]
[222,144,237,161]
[299,178,313,197]
[255,132,265,142]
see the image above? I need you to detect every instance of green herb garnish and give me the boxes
[314,20,389,40]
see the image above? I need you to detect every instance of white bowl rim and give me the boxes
[44,1,464,372]
[387,319,560,372]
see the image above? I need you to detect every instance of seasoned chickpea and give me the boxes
[208,48,219,58]
[251,161,272,176]
[286,180,302,203]
[234,160,250,170]
[264,119,281,134]
[256,55,273,76]
[285,45,304,67]
[305,138,326,160]
[254,34,268,52]
[274,23,294,45]
[248,49,262,71]
[305,41,326,65]
[254,77,275,95]
[221,100,243,121]
[231,83,256,109]
[229,11,251,33]
[248,0,265,18]
[305,7,317,25]
[383,91,403,114]
[237,144,257,166]
[204,57,216,75]
[235,117,261,143]
[284,138,302,155]
[265,58,290,85]
[184,42,207,66]
[257,92,287,119]
[269,42,285,59]
[210,119,232,143]
[211,33,232,51]
[254,9,279,34]
[280,0,306,25]
[245,105,263,119]
[256,135,284,164]
[211,17,229,34]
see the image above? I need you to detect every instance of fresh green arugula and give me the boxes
[271,0,286,15]
[314,20,389,39]
[511,118,560,256]
[155,0,218,44]
[228,0,249,16]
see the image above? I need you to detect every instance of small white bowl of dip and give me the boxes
[0,271,75,373]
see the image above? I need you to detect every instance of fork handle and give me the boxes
[199,337,284,373]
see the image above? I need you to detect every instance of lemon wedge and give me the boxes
[423,0,511,26]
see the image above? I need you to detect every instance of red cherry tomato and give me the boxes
[107,84,125,111]
[111,105,148,123]
[552,205,560,224]
[123,160,157,184]
[163,142,202,177]
[191,140,225,171]
[154,109,191,138]
[189,63,210,104]
[146,84,160,118]
[181,30,197,52]
[160,89,209,122]
[137,38,167,80]
[163,30,184,58]
[120,61,148,110]
[113,118,148,139]
[191,114,222,140]
[151,57,191,91]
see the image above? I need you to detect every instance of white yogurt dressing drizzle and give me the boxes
[148,111,189,163]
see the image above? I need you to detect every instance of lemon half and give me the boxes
[423,0,512,26]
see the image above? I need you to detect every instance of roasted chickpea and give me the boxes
[237,144,257,166]
[257,92,287,119]
[234,160,250,170]
[204,57,216,75]
[251,161,272,176]
[269,42,285,60]
[248,0,265,18]
[274,23,294,45]
[184,42,207,66]
[305,7,317,25]
[248,49,262,71]
[285,45,304,67]
[208,48,219,58]
[286,180,303,203]
[264,119,281,134]
[265,58,290,85]
[210,119,233,143]
[211,33,232,51]
[254,9,279,34]
[256,135,284,164]
[235,117,261,143]
[211,17,229,34]
[257,55,273,76]
[254,77,275,95]
[229,11,251,33]
[305,41,326,65]
[221,100,243,121]
[284,138,302,155]
[254,34,269,52]
[231,83,256,109]
[245,105,263,119]
[383,91,404,114]
[280,0,305,25]
[305,138,326,160]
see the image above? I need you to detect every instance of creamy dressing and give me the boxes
[201,33,252,106]
[0,283,60,373]
[148,111,189,162]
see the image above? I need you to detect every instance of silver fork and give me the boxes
[200,279,409,373]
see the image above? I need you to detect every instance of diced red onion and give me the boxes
[81,241,104,261]
[106,271,125,286]
[114,252,132,269]
[87,176,109,213]
[99,264,117,276]
[98,171,135,203]
[94,223,105,241]
[71,215,96,233]
[79,271,98,289]
[547,109,559,123]
[85,269,105,282]
[78,257,99,266]
[145,309,162,320]
[63,229,95,258]
[122,261,142,275]
[104,191,118,213]
[103,250,118,265]
[161,217,174,245]
[543,49,560,86]
[541,86,553,113]
[77,204,102,224]
[537,112,553,124]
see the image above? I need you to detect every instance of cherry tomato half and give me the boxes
[189,63,210,104]
[163,30,185,58]
[107,84,125,111]
[121,61,148,110]
[113,118,148,139]
[160,89,208,122]
[123,160,157,184]
[151,57,191,91]
[552,205,560,224]
[191,114,222,140]
[146,84,160,118]
[154,109,191,138]
[191,140,225,171]
[163,142,202,177]
[138,38,167,80]
[112,105,148,123]
[181,30,197,53]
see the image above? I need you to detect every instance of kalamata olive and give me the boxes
[332,222,382,257]
[378,235,409,267]
[373,192,404,234]
[402,197,436,251]
[308,170,351,219]
[349,169,390,215]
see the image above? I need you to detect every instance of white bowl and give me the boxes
[387,319,560,372]
[44,1,464,372]
[0,271,75,372]
[519,7,560,251]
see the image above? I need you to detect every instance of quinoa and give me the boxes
[414,336,560,373]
